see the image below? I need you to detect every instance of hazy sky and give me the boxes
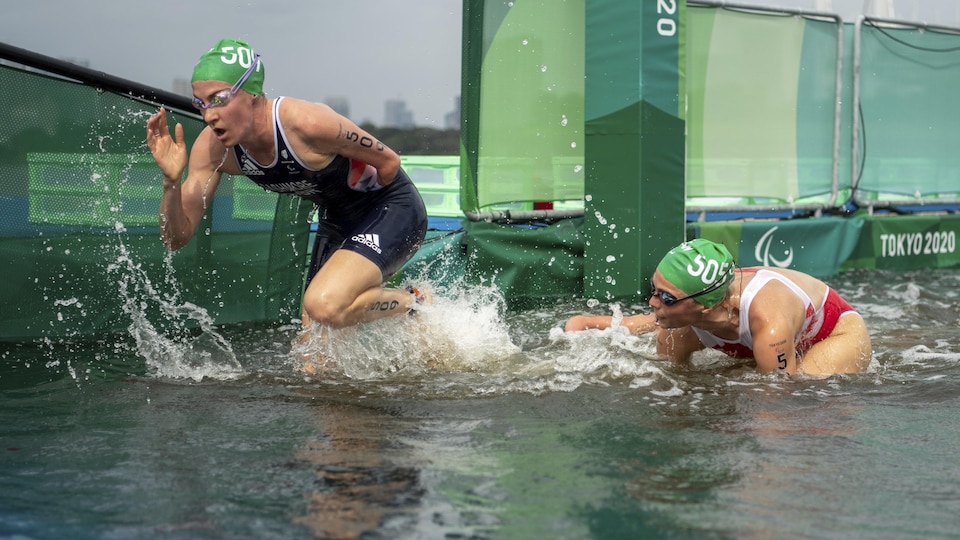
[0,0,463,127]
[758,0,960,22]
[1,0,956,127]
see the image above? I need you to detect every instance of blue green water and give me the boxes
[2,268,960,539]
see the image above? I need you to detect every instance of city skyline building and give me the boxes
[383,99,415,129]
[166,76,457,129]
[444,96,461,130]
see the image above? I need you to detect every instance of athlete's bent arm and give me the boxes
[284,100,401,186]
[750,318,800,375]
[747,283,806,375]
[564,313,657,334]
[656,326,703,366]
[149,109,226,251]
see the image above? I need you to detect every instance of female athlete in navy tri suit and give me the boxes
[146,39,427,337]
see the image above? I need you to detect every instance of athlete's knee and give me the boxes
[302,291,352,328]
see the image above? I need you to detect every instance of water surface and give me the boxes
[2,268,959,539]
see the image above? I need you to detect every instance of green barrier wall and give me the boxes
[461,3,960,216]
[0,62,311,342]
[398,214,959,307]
[686,7,960,212]
[460,0,686,301]
[842,214,960,271]
[400,156,462,217]
[690,218,863,277]
[685,214,960,276]
[463,220,584,305]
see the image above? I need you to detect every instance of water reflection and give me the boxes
[291,398,425,539]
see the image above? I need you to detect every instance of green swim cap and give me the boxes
[656,239,735,307]
[191,39,264,96]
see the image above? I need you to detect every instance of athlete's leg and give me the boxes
[302,250,419,328]
[798,313,872,376]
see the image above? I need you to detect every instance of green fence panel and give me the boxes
[461,0,585,212]
[854,20,960,205]
[686,6,842,207]
[691,217,863,278]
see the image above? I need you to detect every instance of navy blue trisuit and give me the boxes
[230,96,427,283]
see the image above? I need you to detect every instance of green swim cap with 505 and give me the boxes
[656,238,735,307]
[191,39,264,96]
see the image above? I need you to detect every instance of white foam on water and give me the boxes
[506,305,681,396]
[284,265,960,398]
[292,288,691,398]
[899,344,960,365]
[293,281,521,381]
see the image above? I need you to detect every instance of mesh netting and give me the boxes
[0,62,311,342]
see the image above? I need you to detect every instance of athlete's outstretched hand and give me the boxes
[146,107,187,187]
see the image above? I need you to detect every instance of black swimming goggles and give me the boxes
[649,272,732,306]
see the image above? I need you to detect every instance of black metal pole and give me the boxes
[0,40,197,114]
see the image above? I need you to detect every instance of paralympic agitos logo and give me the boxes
[754,227,794,268]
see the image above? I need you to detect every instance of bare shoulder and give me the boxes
[274,98,348,165]
[279,96,332,113]
[747,273,810,333]
[762,266,822,285]
[278,98,339,132]
[757,267,827,304]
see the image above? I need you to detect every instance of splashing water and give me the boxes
[87,108,244,383]
[289,282,683,399]
[107,233,243,382]
[293,281,522,382]
[532,303,679,395]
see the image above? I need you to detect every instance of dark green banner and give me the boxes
[583,0,686,301]
[692,218,863,277]
[843,214,960,271]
